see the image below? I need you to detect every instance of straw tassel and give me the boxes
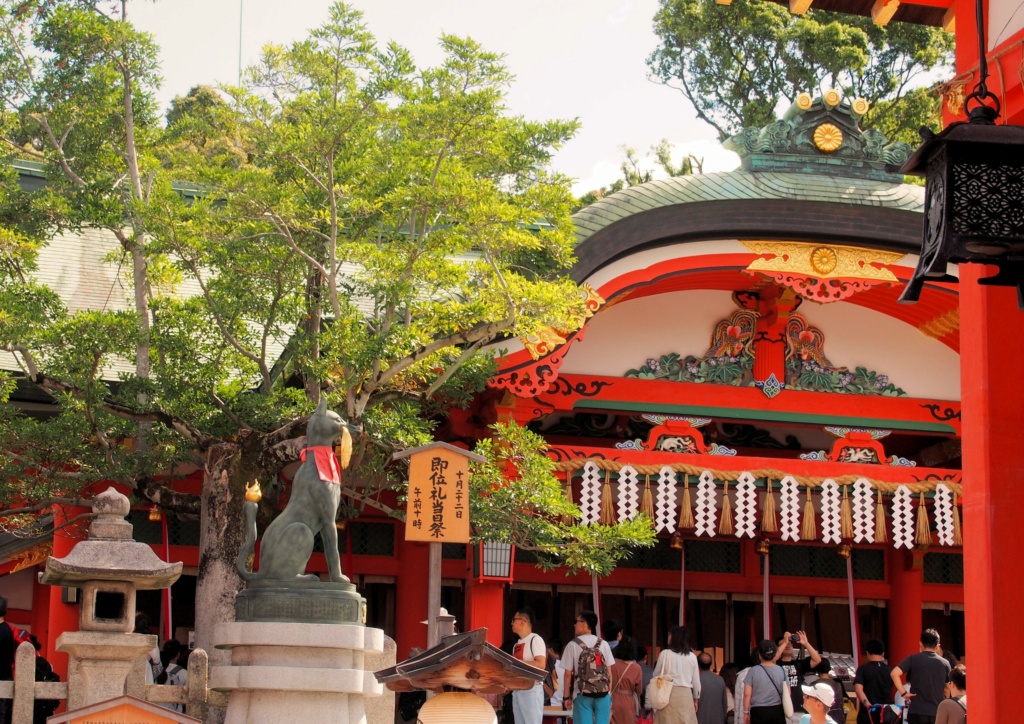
[840,485,854,540]
[874,490,888,544]
[335,426,353,470]
[952,492,962,546]
[678,474,695,530]
[641,475,655,523]
[561,477,575,526]
[915,492,932,547]
[761,478,778,533]
[599,471,617,525]
[801,485,817,540]
[719,480,734,536]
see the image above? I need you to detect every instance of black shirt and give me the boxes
[0,622,13,680]
[854,660,893,705]
[778,656,812,713]
[897,651,951,717]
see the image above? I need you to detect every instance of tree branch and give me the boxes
[3,345,218,450]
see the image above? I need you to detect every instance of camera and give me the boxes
[789,634,801,647]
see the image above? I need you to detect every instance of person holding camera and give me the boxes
[773,631,822,724]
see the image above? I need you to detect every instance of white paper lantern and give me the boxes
[418,692,498,723]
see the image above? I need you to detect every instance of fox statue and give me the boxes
[237,398,356,584]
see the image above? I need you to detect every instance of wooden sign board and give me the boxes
[46,695,200,723]
[395,442,482,544]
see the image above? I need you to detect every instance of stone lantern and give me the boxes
[41,487,182,709]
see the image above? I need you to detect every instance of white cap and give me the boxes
[801,682,836,709]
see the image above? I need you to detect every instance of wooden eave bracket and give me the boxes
[871,0,901,24]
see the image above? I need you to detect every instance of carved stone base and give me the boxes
[56,630,157,711]
[212,622,384,724]
[235,580,365,624]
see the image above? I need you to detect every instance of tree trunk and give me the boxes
[194,444,250,667]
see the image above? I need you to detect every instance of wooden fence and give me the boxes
[0,641,228,722]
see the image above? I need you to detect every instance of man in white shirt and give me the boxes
[511,606,547,724]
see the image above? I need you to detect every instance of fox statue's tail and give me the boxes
[236,500,259,581]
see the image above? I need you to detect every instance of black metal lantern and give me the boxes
[897,123,1024,304]
[897,0,1024,306]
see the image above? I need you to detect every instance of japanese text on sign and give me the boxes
[404,446,471,543]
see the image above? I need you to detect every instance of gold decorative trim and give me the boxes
[937,78,969,118]
[521,283,605,360]
[10,540,51,573]
[918,309,960,339]
[851,97,870,116]
[813,123,844,152]
[742,241,904,281]
[823,88,842,107]
[810,247,839,274]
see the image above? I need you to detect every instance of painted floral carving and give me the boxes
[626,310,756,385]
[627,309,905,397]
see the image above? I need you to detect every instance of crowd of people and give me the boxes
[500,610,967,724]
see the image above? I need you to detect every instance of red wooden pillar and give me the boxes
[465,577,505,647]
[394,537,430,657]
[959,263,1024,723]
[886,547,923,666]
[30,571,50,646]
[45,504,88,679]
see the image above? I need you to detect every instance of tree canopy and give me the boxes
[0,0,655,655]
[647,0,954,143]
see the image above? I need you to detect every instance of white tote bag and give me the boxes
[645,653,675,711]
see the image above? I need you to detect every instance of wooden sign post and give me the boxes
[393,442,484,648]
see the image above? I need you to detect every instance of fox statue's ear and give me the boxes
[315,397,329,416]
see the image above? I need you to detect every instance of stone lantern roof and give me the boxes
[41,487,182,590]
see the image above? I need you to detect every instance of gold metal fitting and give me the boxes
[837,543,852,559]
[755,539,771,556]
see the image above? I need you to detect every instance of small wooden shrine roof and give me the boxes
[374,628,545,694]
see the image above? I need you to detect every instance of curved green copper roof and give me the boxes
[573,170,924,246]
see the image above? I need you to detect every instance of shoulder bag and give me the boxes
[759,664,794,718]
[646,653,675,711]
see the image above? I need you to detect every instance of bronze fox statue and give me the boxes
[237,398,355,584]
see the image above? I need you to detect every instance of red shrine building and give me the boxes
[3,2,1022,715]
[6,89,963,673]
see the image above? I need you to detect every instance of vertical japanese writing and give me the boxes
[429,456,448,538]
[454,469,465,520]
[412,485,423,529]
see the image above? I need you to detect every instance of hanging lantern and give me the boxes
[669,530,685,550]
[472,541,515,583]
[148,506,162,522]
[895,33,1024,306]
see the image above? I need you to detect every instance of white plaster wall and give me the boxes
[561,290,730,377]
[989,0,1024,50]
[560,289,960,401]
[0,568,37,615]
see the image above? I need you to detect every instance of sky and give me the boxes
[126,0,740,194]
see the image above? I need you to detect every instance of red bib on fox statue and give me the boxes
[300,446,341,485]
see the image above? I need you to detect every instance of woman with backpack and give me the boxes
[652,625,701,724]
[608,636,643,724]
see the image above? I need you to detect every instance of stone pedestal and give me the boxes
[235,579,365,624]
[212,621,384,724]
[57,630,157,710]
